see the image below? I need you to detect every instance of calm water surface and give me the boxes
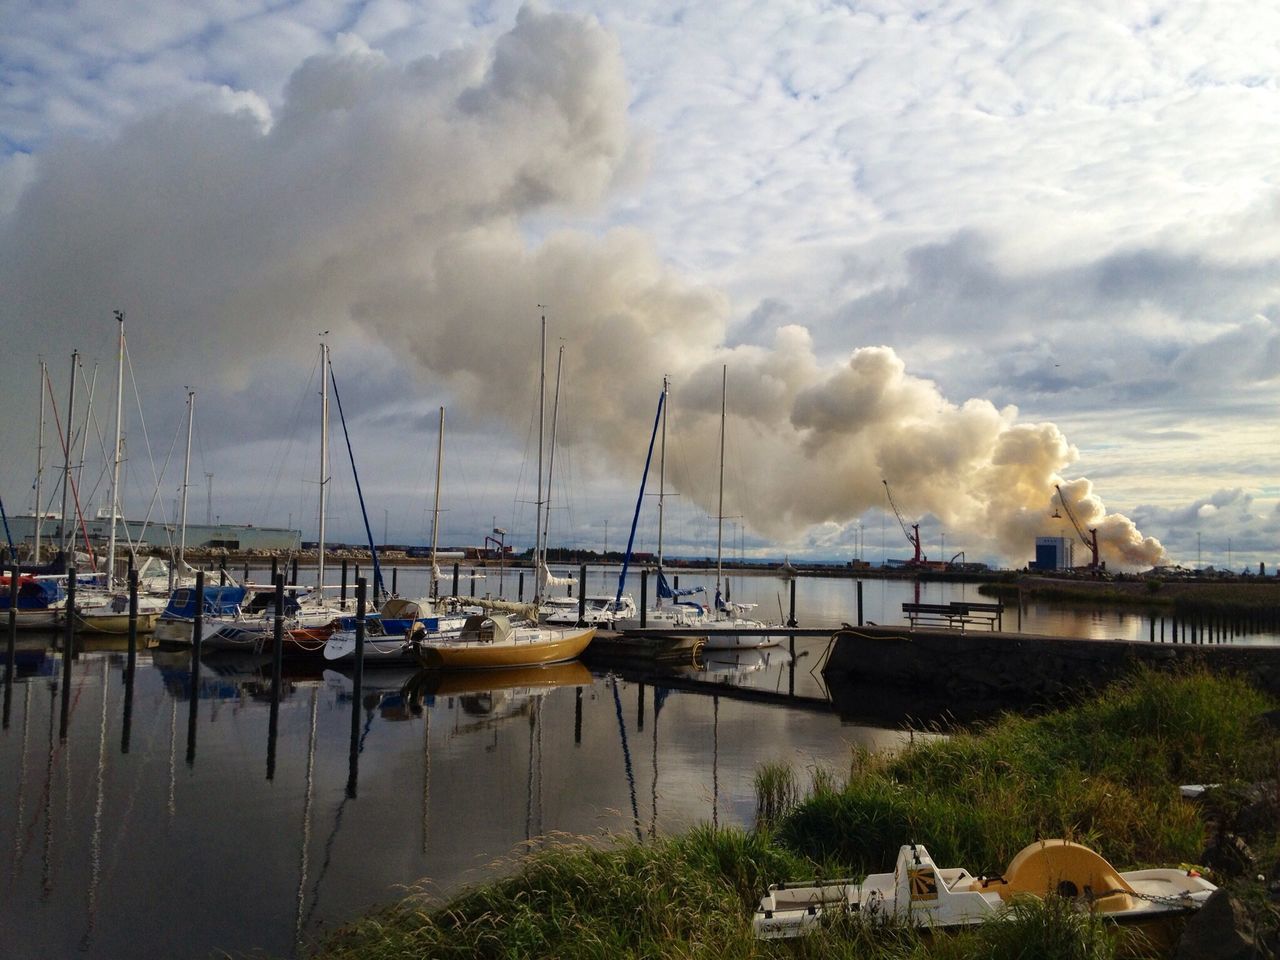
[1,570,1272,959]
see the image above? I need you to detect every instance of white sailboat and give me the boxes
[616,372,781,647]
[414,315,594,670]
[155,342,344,649]
[701,366,780,649]
[323,405,470,663]
[534,344,636,626]
[71,314,167,633]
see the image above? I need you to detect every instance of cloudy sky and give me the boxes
[2,0,1278,571]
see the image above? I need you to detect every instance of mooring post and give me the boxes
[469,569,476,598]
[348,577,367,797]
[267,573,284,780]
[341,559,348,606]
[291,557,298,586]
[391,567,397,595]
[452,563,460,597]
[126,568,138,677]
[219,555,226,586]
[788,579,797,627]
[270,555,279,584]
[59,564,76,738]
[67,562,79,661]
[856,579,864,626]
[574,686,583,745]
[187,570,205,765]
[578,565,587,625]
[242,562,249,585]
[4,563,18,728]
[518,571,524,600]
[271,574,284,698]
[640,570,648,628]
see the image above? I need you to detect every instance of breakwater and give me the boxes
[823,626,1280,721]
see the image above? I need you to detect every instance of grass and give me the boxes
[305,668,1278,960]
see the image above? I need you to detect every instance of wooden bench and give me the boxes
[902,601,1003,632]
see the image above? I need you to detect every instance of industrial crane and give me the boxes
[1053,484,1100,570]
[882,479,923,566]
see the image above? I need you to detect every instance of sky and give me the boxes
[2,0,1278,572]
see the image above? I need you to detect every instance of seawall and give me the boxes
[822,626,1280,722]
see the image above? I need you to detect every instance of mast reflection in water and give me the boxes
[0,633,920,960]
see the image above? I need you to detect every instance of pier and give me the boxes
[822,625,1280,717]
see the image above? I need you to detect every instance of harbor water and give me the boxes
[0,569,1274,959]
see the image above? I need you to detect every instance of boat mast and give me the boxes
[178,390,194,571]
[534,313,546,605]
[429,406,444,599]
[539,345,564,590]
[78,363,98,520]
[60,351,78,556]
[33,359,47,563]
[715,365,726,606]
[317,339,330,598]
[658,376,668,578]
[107,311,125,586]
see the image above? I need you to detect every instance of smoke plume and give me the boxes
[0,5,1166,569]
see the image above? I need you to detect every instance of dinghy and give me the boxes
[754,839,1215,941]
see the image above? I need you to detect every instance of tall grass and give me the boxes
[776,667,1271,874]
[308,667,1275,960]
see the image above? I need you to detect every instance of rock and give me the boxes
[1200,833,1257,879]
[1174,889,1257,960]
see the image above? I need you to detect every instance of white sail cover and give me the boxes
[539,561,574,589]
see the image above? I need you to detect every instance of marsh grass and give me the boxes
[777,667,1271,873]
[309,667,1275,960]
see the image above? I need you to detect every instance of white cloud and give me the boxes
[2,1,1279,568]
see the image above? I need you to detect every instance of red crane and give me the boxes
[1054,484,1100,570]
[882,479,923,566]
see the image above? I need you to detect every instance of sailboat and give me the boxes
[63,315,167,633]
[323,405,470,664]
[413,315,595,670]
[155,342,345,650]
[614,373,781,647]
[614,378,710,633]
[533,345,636,626]
[701,366,781,649]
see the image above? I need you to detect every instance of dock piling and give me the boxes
[187,570,204,765]
[4,562,17,727]
[348,577,367,797]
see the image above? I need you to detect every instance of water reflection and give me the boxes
[2,588,1156,960]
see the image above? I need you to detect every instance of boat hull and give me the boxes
[416,625,596,670]
[74,611,161,634]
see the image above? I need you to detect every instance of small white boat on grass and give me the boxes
[754,839,1215,941]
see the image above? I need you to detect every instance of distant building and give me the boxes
[6,514,300,555]
[1032,536,1074,571]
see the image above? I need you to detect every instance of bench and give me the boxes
[902,601,1003,632]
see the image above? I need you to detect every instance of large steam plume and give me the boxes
[0,5,1165,569]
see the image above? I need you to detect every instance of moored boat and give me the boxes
[753,839,1215,941]
[0,574,67,629]
[414,613,594,670]
[540,592,637,626]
